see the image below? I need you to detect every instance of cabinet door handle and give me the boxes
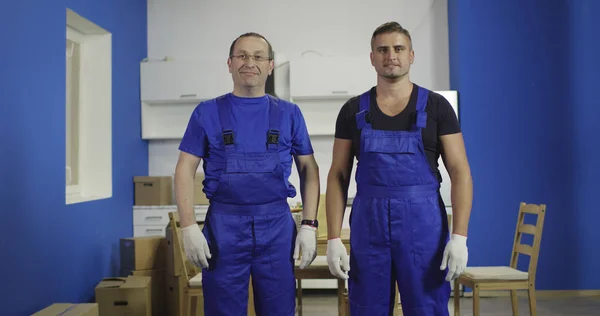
[145,216,162,221]
[180,94,197,98]
[331,90,348,94]
[146,229,162,233]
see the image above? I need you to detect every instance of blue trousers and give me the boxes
[201,200,297,316]
[348,196,451,316]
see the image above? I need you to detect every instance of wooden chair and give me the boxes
[453,202,547,316]
[168,212,204,316]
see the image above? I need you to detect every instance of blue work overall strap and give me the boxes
[266,95,281,152]
[216,95,235,153]
[412,87,429,131]
[356,91,372,130]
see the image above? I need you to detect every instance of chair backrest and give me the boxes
[317,193,327,238]
[168,211,192,281]
[509,202,547,283]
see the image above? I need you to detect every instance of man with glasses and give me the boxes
[174,32,320,315]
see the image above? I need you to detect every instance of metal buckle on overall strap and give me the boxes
[267,129,280,145]
[222,130,234,145]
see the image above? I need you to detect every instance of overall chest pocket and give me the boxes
[225,153,278,174]
[363,135,418,154]
[360,135,423,186]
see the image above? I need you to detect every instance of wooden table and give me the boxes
[294,229,350,316]
[295,256,346,316]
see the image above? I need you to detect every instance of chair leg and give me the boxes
[182,290,187,316]
[528,285,537,316]
[344,292,350,316]
[297,279,303,316]
[392,285,399,316]
[453,279,460,316]
[472,285,480,316]
[186,294,193,316]
[510,290,519,316]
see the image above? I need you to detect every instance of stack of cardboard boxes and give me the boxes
[33,236,162,316]
[116,236,167,315]
[92,232,202,315]
[129,173,208,315]
[32,173,258,315]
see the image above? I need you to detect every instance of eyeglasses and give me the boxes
[230,54,272,62]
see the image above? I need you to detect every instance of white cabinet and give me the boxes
[289,56,375,100]
[289,56,376,135]
[139,59,233,139]
[141,60,232,103]
[132,205,209,237]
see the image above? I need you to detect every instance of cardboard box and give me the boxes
[129,269,166,316]
[134,176,172,206]
[32,303,98,316]
[120,236,167,271]
[194,173,209,205]
[95,276,152,316]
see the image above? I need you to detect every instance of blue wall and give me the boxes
[448,0,600,290]
[568,0,600,289]
[0,1,147,315]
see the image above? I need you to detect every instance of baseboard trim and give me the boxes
[461,290,600,298]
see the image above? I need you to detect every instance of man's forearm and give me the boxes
[450,170,473,236]
[299,163,320,221]
[326,173,348,239]
[174,169,197,228]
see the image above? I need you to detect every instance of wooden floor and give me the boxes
[298,290,600,316]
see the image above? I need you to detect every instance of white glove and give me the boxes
[181,224,212,269]
[294,225,317,269]
[440,234,468,281]
[326,238,350,280]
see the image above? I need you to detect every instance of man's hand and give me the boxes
[440,234,468,281]
[181,224,212,269]
[326,238,350,279]
[294,225,317,269]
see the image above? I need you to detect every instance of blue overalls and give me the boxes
[201,95,297,316]
[348,87,451,316]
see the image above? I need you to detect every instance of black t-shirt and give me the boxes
[335,84,461,182]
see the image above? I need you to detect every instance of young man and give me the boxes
[325,22,473,315]
[174,32,320,316]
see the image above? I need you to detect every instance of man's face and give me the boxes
[370,32,414,80]
[227,36,274,89]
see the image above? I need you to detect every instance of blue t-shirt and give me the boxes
[178,93,314,199]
